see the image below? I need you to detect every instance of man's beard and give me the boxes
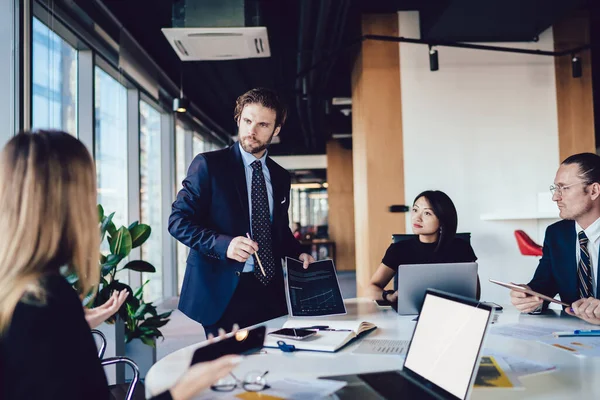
[239,131,275,154]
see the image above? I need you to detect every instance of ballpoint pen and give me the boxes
[552,330,600,337]
[246,232,266,277]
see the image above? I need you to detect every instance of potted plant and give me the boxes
[70,205,172,379]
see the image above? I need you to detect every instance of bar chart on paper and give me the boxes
[285,258,346,317]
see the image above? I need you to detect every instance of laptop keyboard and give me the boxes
[358,371,438,399]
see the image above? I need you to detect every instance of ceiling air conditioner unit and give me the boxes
[162,27,270,61]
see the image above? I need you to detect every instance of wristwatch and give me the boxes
[382,289,395,302]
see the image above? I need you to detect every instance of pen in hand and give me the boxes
[246,233,266,277]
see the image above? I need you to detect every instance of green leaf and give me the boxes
[110,227,132,257]
[133,280,150,298]
[157,311,173,319]
[133,303,148,319]
[101,263,114,277]
[128,221,139,230]
[140,336,156,348]
[107,221,117,237]
[100,212,115,242]
[104,254,122,267]
[99,254,107,264]
[129,224,151,249]
[140,318,169,329]
[123,260,155,273]
[98,205,104,222]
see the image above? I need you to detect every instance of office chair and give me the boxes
[514,230,543,257]
[91,330,142,400]
[391,232,471,244]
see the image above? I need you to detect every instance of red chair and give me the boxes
[514,230,543,256]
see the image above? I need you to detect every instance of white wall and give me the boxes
[399,12,560,304]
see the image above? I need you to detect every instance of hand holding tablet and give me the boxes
[490,279,569,308]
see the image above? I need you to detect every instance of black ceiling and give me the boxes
[72,0,592,156]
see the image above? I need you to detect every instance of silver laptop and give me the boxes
[321,289,494,400]
[396,262,478,315]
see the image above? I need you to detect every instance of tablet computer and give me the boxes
[191,325,266,365]
[489,279,569,306]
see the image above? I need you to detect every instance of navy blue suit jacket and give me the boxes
[528,219,583,307]
[168,144,302,325]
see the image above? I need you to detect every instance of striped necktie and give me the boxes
[578,231,594,299]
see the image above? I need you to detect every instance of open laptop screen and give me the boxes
[403,291,491,399]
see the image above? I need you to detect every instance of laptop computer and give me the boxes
[321,289,494,400]
[396,262,478,315]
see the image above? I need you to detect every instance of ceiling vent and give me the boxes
[162,0,270,61]
[162,27,270,61]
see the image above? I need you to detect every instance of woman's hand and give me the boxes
[170,325,243,400]
[386,290,398,303]
[84,289,129,329]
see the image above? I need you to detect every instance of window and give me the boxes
[193,134,205,155]
[140,100,163,302]
[94,67,128,229]
[31,17,77,134]
[175,124,189,293]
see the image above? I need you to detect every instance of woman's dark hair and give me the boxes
[561,153,600,188]
[413,190,458,252]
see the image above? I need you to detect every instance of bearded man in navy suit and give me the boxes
[511,153,600,324]
[169,88,314,335]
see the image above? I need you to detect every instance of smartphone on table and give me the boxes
[190,325,266,365]
[268,328,317,340]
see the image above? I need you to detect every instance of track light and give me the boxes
[572,55,582,78]
[173,96,189,113]
[429,46,439,72]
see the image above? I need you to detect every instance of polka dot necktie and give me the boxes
[578,231,594,299]
[251,160,275,285]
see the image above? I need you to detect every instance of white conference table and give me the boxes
[146,299,600,399]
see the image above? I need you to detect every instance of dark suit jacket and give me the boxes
[169,144,302,325]
[528,219,584,307]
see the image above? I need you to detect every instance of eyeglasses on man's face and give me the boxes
[549,181,587,196]
[211,370,270,392]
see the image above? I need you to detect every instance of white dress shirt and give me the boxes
[575,217,600,297]
[238,143,274,273]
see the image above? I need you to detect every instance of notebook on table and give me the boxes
[264,319,377,353]
[321,289,495,399]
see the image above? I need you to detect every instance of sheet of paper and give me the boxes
[483,350,556,377]
[284,257,346,317]
[191,378,346,400]
[489,324,558,340]
[474,356,522,389]
[352,339,410,355]
[538,336,600,357]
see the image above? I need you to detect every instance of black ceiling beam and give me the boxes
[295,35,591,79]
[363,34,591,57]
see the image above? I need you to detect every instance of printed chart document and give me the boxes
[264,319,377,352]
[474,356,522,389]
[538,336,600,357]
[284,257,346,317]
[483,350,557,378]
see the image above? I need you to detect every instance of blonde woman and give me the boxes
[0,131,240,400]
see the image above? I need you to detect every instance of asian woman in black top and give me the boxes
[368,190,479,304]
[0,131,241,400]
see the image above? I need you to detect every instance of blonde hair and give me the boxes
[0,131,100,333]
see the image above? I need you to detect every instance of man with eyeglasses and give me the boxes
[510,153,600,324]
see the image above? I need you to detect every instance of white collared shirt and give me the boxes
[575,217,600,297]
[238,143,274,273]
